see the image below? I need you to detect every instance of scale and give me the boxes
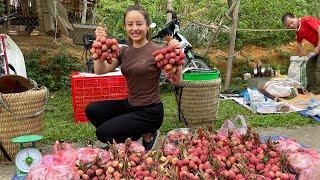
[11,135,43,178]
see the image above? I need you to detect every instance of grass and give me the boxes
[43,88,317,145]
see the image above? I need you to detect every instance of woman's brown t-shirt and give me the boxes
[119,41,162,106]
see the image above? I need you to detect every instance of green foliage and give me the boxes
[96,0,167,40]
[95,0,319,48]
[44,90,96,144]
[25,48,84,91]
[0,0,4,14]
[236,0,318,47]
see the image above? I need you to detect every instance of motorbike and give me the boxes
[0,12,27,78]
[152,11,209,71]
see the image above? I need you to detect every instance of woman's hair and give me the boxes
[124,5,151,44]
[282,13,295,24]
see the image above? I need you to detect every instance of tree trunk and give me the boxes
[5,0,10,31]
[20,0,29,16]
[81,0,87,24]
[166,0,173,23]
[91,3,97,24]
[134,0,140,5]
[224,0,240,91]
[36,0,45,33]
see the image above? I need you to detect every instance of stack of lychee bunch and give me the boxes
[90,36,120,64]
[152,46,186,77]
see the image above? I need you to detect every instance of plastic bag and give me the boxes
[26,141,79,180]
[115,141,145,153]
[308,97,320,108]
[163,142,180,156]
[247,88,265,102]
[287,152,319,173]
[129,141,145,153]
[250,101,278,113]
[299,165,320,180]
[306,106,320,117]
[27,165,75,180]
[287,56,308,86]
[75,147,112,165]
[217,115,248,139]
[264,80,299,98]
[52,141,77,168]
[275,138,303,152]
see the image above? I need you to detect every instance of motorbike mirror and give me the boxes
[150,23,156,29]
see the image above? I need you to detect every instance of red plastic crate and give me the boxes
[71,72,128,123]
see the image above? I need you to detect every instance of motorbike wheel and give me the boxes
[159,57,210,85]
[184,57,210,69]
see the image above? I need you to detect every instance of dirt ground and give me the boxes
[10,35,86,65]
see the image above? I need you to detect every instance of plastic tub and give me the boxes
[183,70,220,81]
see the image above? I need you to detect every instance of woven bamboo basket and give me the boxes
[177,78,221,127]
[0,77,48,163]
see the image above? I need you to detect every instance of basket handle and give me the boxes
[173,85,189,126]
[0,86,49,119]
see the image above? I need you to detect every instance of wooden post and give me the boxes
[224,0,240,91]
[81,0,87,24]
[166,0,173,23]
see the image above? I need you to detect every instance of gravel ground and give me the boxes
[1,125,319,179]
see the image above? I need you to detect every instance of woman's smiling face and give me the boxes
[125,10,149,45]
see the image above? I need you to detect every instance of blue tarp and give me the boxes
[298,108,320,122]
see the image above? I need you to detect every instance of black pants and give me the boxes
[85,99,164,143]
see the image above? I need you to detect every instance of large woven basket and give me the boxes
[0,77,48,163]
[176,78,221,127]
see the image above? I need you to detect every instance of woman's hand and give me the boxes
[95,26,107,37]
[165,65,183,86]
[168,39,181,49]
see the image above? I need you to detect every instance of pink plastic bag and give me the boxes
[75,147,112,165]
[163,142,180,156]
[276,138,303,152]
[299,164,320,180]
[115,141,145,153]
[217,115,248,139]
[27,165,75,180]
[26,141,78,180]
[52,141,77,168]
[288,152,319,173]
[129,141,145,153]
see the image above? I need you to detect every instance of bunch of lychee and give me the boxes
[90,36,120,64]
[152,46,186,75]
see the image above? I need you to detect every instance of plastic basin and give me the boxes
[183,70,220,81]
